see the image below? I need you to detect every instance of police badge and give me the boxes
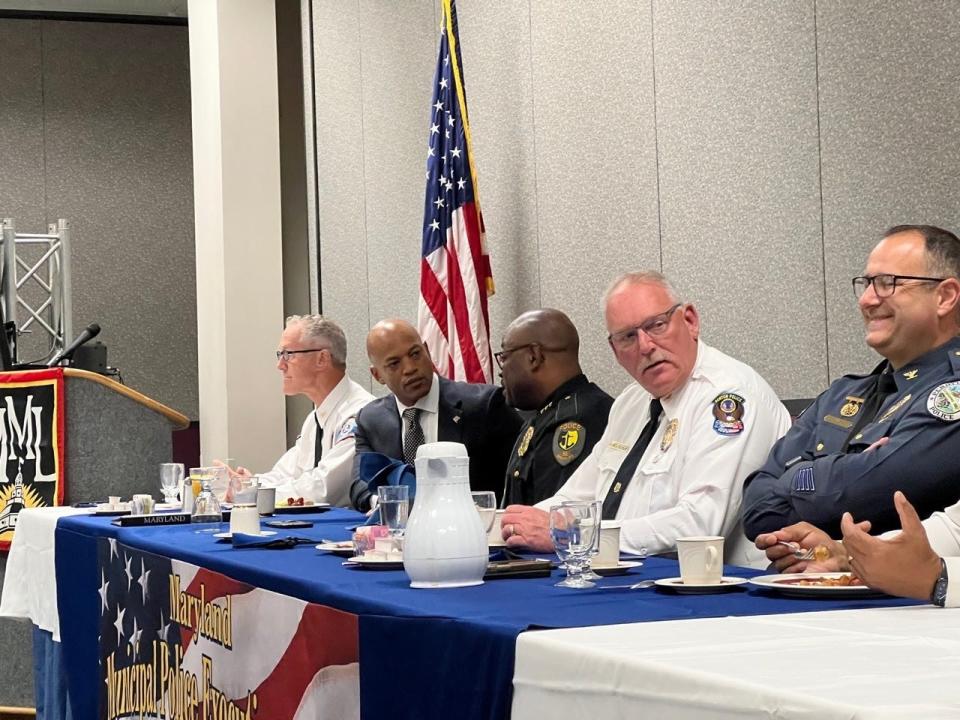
[712,392,745,435]
[553,422,585,466]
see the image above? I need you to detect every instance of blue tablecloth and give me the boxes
[54,509,918,720]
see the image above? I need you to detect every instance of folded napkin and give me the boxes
[230,534,318,549]
[356,453,417,526]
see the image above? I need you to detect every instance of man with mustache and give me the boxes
[743,225,960,540]
[500,271,790,564]
[348,319,522,511]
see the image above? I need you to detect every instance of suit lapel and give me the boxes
[380,399,404,459]
[437,377,465,443]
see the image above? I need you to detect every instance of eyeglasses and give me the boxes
[276,348,326,362]
[607,303,682,351]
[852,274,947,299]
[494,343,567,369]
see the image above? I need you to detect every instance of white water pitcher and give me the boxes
[403,442,488,588]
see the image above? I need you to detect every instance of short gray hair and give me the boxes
[604,270,682,305]
[285,314,347,369]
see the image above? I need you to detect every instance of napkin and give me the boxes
[356,453,417,526]
[230,534,317,549]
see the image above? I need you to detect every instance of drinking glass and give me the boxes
[471,491,497,533]
[159,463,184,504]
[579,500,603,580]
[191,479,223,532]
[549,502,599,589]
[377,485,409,538]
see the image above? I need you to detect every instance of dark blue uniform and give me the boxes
[502,374,613,507]
[743,336,960,539]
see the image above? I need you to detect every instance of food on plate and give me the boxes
[285,496,306,506]
[777,574,864,587]
[813,544,831,563]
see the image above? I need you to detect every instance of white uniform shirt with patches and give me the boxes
[536,341,791,566]
[258,375,373,507]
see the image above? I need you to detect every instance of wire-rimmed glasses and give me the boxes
[607,303,682,351]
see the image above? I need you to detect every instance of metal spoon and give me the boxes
[597,579,656,590]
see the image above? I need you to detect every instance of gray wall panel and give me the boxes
[818,0,960,378]
[357,0,435,363]
[39,21,197,416]
[313,0,374,388]
[457,0,541,348]
[530,1,661,393]
[655,0,826,398]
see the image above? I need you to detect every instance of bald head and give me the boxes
[499,308,583,410]
[367,319,435,405]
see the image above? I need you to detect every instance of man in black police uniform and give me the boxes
[497,309,613,506]
[743,224,960,539]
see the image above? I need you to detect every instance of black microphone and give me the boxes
[47,323,101,367]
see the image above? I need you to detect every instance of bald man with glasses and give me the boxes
[500,271,790,565]
[743,224,960,541]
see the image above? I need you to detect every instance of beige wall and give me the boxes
[309,0,960,400]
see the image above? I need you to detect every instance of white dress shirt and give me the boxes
[258,375,373,506]
[395,373,440,447]
[536,342,791,566]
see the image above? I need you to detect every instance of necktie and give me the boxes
[601,399,663,520]
[841,371,897,452]
[313,414,324,466]
[402,407,425,465]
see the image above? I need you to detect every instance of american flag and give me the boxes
[97,539,360,719]
[418,0,495,384]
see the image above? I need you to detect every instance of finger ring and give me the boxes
[507,524,515,537]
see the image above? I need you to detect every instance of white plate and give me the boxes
[749,573,882,598]
[156,502,182,511]
[343,555,404,570]
[316,541,356,557]
[654,576,749,594]
[213,530,277,539]
[592,560,643,577]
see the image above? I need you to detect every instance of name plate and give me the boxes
[112,513,191,527]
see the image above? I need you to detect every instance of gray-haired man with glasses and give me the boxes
[500,271,790,565]
[221,315,373,506]
[745,224,960,542]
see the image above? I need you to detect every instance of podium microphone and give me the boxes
[47,323,101,367]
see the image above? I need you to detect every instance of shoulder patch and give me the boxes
[712,392,745,436]
[553,422,586,466]
[334,416,359,443]
[927,382,960,421]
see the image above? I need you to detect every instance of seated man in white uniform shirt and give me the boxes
[227,315,373,506]
[501,271,791,565]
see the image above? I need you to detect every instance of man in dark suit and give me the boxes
[349,319,523,511]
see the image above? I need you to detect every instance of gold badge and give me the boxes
[903,369,919,380]
[840,396,863,418]
[659,418,679,452]
[517,426,534,457]
[553,422,586,466]
[612,481,622,494]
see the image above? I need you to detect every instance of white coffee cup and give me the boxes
[597,521,621,566]
[677,536,724,585]
[229,503,261,536]
[257,486,276,516]
[487,509,507,544]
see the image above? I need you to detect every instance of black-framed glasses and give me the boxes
[607,303,683,351]
[494,343,567,369]
[276,348,327,362]
[852,274,947,299]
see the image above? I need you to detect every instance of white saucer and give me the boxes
[592,560,643,577]
[316,541,355,557]
[156,502,182,511]
[213,530,277,539]
[488,539,507,549]
[344,555,404,570]
[654,576,749,594]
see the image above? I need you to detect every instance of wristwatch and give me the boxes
[930,558,949,608]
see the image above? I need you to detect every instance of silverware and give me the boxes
[776,541,817,561]
[597,580,656,590]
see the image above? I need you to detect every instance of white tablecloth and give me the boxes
[0,506,92,640]
[512,605,960,719]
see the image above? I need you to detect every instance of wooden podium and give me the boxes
[0,368,188,712]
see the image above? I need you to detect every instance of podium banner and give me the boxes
[93,539,360,720]
[0,367,65,551]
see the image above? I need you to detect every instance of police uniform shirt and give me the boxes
[503,374,613,507]
[742,336,960,540]
[257,375,374,506]
[534,341,791,564]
